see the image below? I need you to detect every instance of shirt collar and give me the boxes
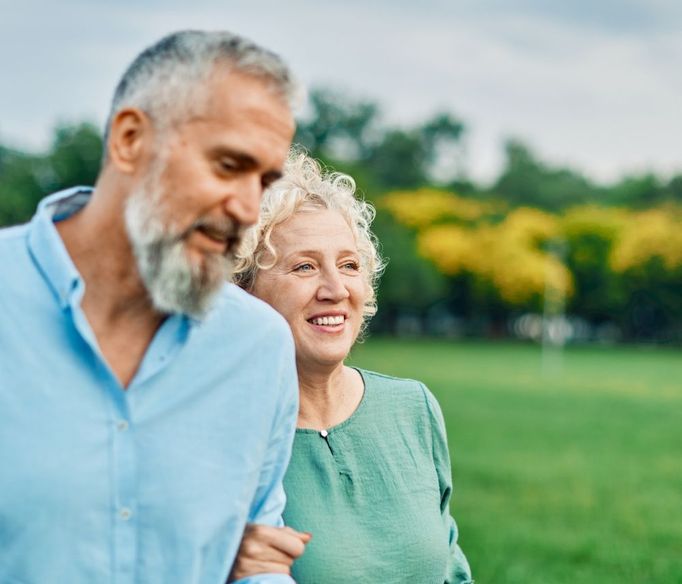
[26,187,202,327]
[27,187,94,310]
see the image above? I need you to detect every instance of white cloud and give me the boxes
[0,0,680,183]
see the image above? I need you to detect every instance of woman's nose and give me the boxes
[317,269,350,301]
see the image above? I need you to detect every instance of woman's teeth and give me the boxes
[310,316,344,326]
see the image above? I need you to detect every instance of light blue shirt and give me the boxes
[0,188,299,584]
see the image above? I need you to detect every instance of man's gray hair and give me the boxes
[103,30,298,153]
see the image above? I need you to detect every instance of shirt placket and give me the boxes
[111,389,138,584]
[317,430,355,495]
[69,298,140,583]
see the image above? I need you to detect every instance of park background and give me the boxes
[1,1,680,582]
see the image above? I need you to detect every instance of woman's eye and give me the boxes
[294,263,314,272]
[341,261,360,271]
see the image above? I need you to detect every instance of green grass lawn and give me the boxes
[349,339,682,584]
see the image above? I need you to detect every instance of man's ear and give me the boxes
[106,108,152,174]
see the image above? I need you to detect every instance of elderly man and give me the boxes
[0,31,306,583]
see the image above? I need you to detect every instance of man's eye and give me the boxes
[219,158,238,172]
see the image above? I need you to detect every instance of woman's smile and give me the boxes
[251,208,367,371]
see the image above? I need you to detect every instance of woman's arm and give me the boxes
[424,387,474,584]
[228,525,311,582]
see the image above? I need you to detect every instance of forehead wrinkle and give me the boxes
[266,208,359,262]
[275,230,359,257]
[275,217,355,241]
[280,246,360,262]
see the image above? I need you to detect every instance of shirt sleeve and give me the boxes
[232,331,300,584]
[423,386,474,584]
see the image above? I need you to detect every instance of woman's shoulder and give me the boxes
[356,368,434,411]
[357,368,444,423]
[357,367,422,391]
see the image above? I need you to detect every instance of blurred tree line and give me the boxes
[1,89,681,342]
[0,123,102,225]
[294,89,682,342]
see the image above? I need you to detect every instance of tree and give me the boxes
[295,89,466,192]
[366,112,466,190]
[0,122,102,227]
[366,129,427,189]
[295,88,380,161]
[493,140,597,210]
[418,112,466,184]
[606,173,665,207]
[0,147,45,226]
[46,122,103,192]
[370,211,447,332]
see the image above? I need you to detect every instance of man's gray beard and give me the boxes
[124,180,237,318]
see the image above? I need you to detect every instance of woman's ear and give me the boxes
[106,108,153,174]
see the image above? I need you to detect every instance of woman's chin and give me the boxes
[296,345,351,372]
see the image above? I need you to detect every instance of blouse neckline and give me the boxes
[295,367,368,435]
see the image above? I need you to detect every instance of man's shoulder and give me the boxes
[189,284,296,396]
[0,223,32,274]
[0,223,29,248]
[208,283,292,338]
[217,282,285,319]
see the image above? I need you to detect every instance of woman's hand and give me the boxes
[228,523,312,581]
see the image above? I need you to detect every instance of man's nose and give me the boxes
[224,175,262,228]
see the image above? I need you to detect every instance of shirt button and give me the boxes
[116,420,129,432]
[319,430,328,438]
[119,507,132,521]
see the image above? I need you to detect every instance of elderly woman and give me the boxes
[231,152,472,584]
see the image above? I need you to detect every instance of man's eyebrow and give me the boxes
[211,147,258,168]
[211,147,283,185]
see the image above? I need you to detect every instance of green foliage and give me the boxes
[295,88,380,160]
[0,122,102,227]
[493,140,597,210]
[561,207,629,322]
[47,122,103,191]
[1,90,680,340]
[0,147,45,226]
[666,175,682,202]
[620,261,682,340]
[370,210,447,330]
[493,140,682,211]
[295,89,466,190]
[381,184,681,339]
[350,339,682,584]
[564,231,627,321]
[365,129,427,188]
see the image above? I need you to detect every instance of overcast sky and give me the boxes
[1,0,680,183]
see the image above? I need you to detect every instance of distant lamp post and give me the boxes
[542,238,570,376]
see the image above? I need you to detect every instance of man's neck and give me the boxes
[57,193,155,318]
[56,189,164,388]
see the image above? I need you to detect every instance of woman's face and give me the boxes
[251,208,368,372]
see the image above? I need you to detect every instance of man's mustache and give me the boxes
[178,217,245,253]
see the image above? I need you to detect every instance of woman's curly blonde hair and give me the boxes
[233,149,385,325]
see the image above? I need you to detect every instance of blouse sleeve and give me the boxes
[423,386,474,584]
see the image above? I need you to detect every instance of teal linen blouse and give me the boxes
[283,369,473,583]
